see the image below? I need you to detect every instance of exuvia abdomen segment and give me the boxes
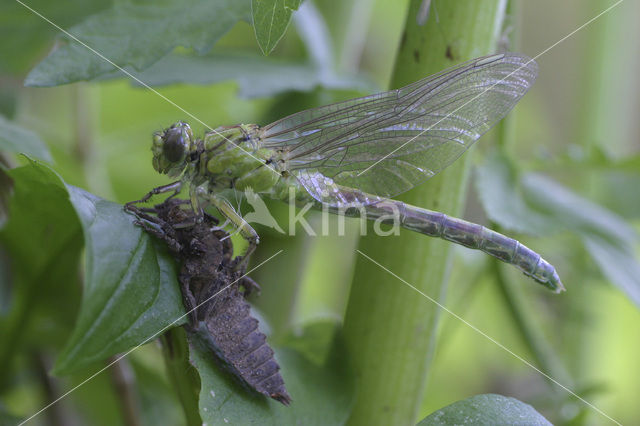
[360,200,564,292]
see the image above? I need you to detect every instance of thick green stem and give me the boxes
[492,260,572,386]
[160,327,202,426]
[343,1,506,424]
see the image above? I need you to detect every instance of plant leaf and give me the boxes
[189,321,354,425]
[0,115,52,162]
[0,160,79,298]
[0,406,22,426]
[532,148,640,220]
[476,151,640,306]
[522,174,640,306]
[102,51,373,98]
[417,394,551,425]
[475,151,558,236]
[278,320,338,365]
[0,160,83,380]
[252,0,302,55]
[0,0,108,75]
[521,173,636,247]
[25,0,251,87]
[53,185,185,374]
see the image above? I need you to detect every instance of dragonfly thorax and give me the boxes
[200,125,284,195]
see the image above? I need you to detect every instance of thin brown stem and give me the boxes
[108,356,141,426]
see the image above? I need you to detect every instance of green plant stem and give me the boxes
[108,357,141,426]
[160,327,202,426]
[31,351,66,426]
[343,1,507,424]
[335,0,375,74]
[491,259,572,386]
[492,0,572,392]
[72,84,93,164]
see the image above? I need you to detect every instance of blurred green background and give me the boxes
[1,0,639,424]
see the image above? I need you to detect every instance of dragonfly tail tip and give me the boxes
[552,278,566,294]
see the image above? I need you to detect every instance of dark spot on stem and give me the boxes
[445,45,454,60]
[400,31,407,49]
[413,49,420,62]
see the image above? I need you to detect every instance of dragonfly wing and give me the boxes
[260,53,538,206]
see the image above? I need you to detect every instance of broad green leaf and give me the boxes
[476,151,640,306]
[102,51,373,98]
[0,0,108,75]
[583,234,640,303]
[25,0,251,87]
[522,174,640,306]
[417,394,551,425]
[0,115,52,162]
[53,186,185,374]
[252,0,302,55]
[189,321,354,425]
[475,151,560,236]
[0,169,11,228]
[521,173,636,248]
[596,173,640,220]
[538,145,640,174]
[278,320,339,365]
[0,87,17,118]
[615,153,640,172]
[0,160,82,384]
[531,147,640,220]
[0,406,22,426]
[534,147,640,220]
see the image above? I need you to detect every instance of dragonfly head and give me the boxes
[152,121,194,177]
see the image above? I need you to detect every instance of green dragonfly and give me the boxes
[129,53,564,292]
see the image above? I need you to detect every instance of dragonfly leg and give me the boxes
[210,217,232,233]
[233,237,257,271]
[126,204,184,252]
[178,277,199,325]
[239,276,261,298]
[125,181,182,211]
[204,194,260,268]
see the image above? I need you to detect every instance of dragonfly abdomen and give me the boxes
[366,200,563,292]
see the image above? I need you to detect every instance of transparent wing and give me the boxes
[259,53,538,206]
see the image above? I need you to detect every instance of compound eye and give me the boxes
[163,129,186,162]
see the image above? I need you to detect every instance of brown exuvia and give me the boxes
[127,198,291,405]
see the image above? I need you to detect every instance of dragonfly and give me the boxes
[128,52,564,293]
